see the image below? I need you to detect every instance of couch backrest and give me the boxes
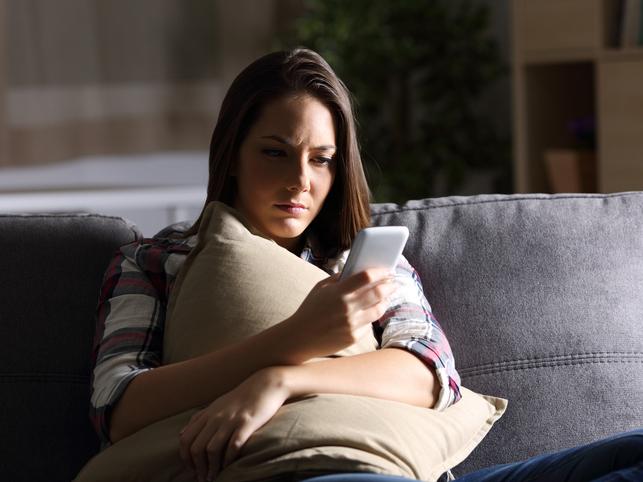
[371,192,643,476]
[4,193,643,481]
[0,213,141,482]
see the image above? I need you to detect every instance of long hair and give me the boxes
[183,48,371,257]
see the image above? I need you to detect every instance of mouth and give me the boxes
[275,203,308,215]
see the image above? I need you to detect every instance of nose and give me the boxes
[286,158,310,192]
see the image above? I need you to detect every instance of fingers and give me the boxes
[179,414,207,476]
[348,274,399,312]
[180,415,253,482]
[203,425,234,482]
[340,268,393,292]
[361,296,393,322]
[182,417,233,482]
[221,424,254,470]
[314,269,396,312]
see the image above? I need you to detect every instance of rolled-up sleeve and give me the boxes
[373,254,462,411]
[89,236,191,448]
[89,246,164,447]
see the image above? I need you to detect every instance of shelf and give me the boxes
[521,47,643,66]
[522,49,600,65]
[512,0,643,194]
[521,63,595,192]
[600,47,643,62]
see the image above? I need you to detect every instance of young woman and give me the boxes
[90,48,642,482]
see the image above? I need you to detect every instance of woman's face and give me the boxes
[233,94,337,252]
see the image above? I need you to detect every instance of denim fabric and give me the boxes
[248,472,416,482]
[298,429,643,482]
[591,462,643,482]
[299,474,416,482]
[446,428,643,482]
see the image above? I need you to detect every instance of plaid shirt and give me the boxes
[90,226,462,448]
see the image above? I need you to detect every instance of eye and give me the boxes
[314,156,334,166]
[262,149,286,157]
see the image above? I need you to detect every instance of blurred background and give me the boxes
[0,0,642,236]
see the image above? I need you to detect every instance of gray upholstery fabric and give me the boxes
[3,193,643,481]
[0,213,141,482]
[371,192,643,477]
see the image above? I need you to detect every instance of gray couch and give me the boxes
[2,192,642,481]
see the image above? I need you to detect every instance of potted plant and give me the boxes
[280,0,511,202]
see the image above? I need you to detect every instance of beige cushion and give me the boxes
[76,388,506,482]
[163,201,378,363]
[75,201,507,482]
[219,387,506,482]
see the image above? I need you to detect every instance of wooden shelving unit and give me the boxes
[512,0,643,193]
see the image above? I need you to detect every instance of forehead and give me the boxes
[249,94,336,144]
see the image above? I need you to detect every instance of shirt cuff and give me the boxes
[383,341,461,411]
[433,365,456,411]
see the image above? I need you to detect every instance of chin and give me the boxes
[270,221,308,240]
[272,228,306,240]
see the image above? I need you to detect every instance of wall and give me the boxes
[0,0,513,236]
[0,0,301,168]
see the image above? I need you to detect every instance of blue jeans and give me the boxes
[299,428,643,482]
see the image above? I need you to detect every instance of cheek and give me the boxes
[251,165,282,192]
[319,169,336,196]
[237,159,270,192]
[238,169,283,207]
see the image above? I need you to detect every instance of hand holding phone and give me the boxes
[339,226,409,281]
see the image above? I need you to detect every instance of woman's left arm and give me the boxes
[278,254,462,410]
[277,346,440,408]
[179,349,432,482]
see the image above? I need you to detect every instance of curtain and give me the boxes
[0,0,298,168]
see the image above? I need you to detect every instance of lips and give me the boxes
[275,202,307,209]
[275,203,308,215]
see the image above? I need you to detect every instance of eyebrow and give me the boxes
[260,135,336,151]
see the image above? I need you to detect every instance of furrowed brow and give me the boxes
[260,135,335,151]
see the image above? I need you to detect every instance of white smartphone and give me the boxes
[339,226,409,281]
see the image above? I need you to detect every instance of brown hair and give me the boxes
[183,47,371,258]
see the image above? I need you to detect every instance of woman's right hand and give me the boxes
[284,268,399,360]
